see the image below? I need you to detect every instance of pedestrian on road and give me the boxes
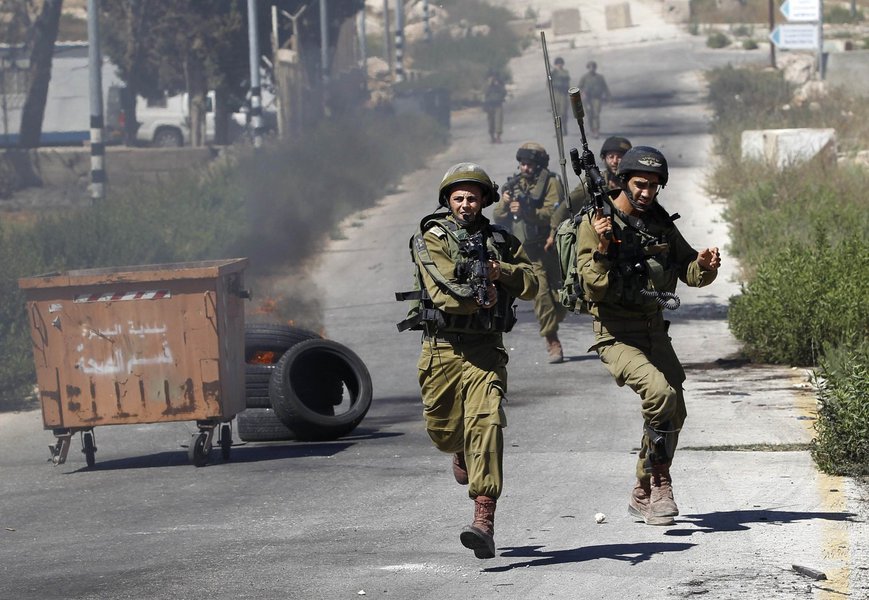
[575,146,721,526]
[483,70,507,144]
[396,163,538,558]
[493,142,568,363]
[577,61,610,138]
[550,57,571,134]
[599,135,632,190]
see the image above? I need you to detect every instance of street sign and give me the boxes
[769,24,819,49]
[779,0,821,22]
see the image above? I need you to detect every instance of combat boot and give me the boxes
[460,495,496,559]
[649,464,679,521]
[628,478,674,526]
[452,452,468,485]
[545,333,563,364]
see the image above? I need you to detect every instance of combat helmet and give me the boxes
[554,57,565,66]
[586,60,597,70]
[515,142,550,169]
[599,136,632,159]
[616,146,669,188]
[438,162,499,208]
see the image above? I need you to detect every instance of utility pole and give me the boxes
[247,0,263,149]
[383,0,391,76]
[87,0,105,200]
[271,5,283,139]
[358,7,368,93]
[320,0,329,85]
[423,0,431,42]
[394,0,404,82]
[768,0,776,69]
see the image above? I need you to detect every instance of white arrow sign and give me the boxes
[769,24,819,49]
[780,0,821,22]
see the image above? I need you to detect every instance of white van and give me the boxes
[134,91,217,147]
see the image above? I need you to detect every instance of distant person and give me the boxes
[483,71,507,144]
[550,57,571,134]
[577,61,610,138]
[396,163,538,558]
[575,146,721,526]
[493,142,568,363]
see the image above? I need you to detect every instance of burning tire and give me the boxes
[236,408,296,442]
[244,323,321,409]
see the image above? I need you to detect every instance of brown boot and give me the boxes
[545,333,563,364]
[628,477,674,526]
[649,464,679,520]
[460,495,496,559]
[452,452,468,485]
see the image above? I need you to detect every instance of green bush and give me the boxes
[811,343,869,476]
[742,38,758,50]
[825,5,864,23]
[706,30,731,48]
[729,237,869,366]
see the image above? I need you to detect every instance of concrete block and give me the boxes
[824,50,869,98]
[741,128,837,169]
[552,9,582,36]
[605,3,632,30]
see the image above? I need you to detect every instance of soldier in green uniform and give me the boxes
[599,136,632,190]
[483,70,507,144]
[577,61,610,138]
[575,146,721,525]
[493,142,568,363]
[397,163,538,558]
[550,57,571,134]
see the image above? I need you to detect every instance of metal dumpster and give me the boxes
[18,258,249,467]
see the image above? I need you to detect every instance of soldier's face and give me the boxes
[604,152,623,174]
[519,161,536,178]
[627,173,660,211]
[448,183,484,225]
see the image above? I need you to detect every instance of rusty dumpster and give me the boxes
[18,258,249,467]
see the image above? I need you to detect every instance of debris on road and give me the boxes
[595,512,606,524]
[792,564,827,580]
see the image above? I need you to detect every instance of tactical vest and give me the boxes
[395,213,518,335]
[507,170,556,244]
[598,202,682,309]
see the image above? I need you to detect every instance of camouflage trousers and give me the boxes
[525,242,568,337]
[592,316,687,482]
[418,333,508,499]
[485,105,503,138]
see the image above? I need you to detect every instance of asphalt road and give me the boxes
[1,2,866,599]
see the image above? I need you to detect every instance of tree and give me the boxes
[17,0,63,148]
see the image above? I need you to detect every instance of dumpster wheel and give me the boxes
[81,430,97,468]
[189,430,211,467]
[219,424,232,461]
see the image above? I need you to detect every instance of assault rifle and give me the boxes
[568,87,612,240]
[455,232,491,307]
[502,174,531,222]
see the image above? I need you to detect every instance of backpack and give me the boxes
[554,212,589,314]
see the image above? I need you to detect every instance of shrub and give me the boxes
[742,38,758,50]
[706,30,731,48]
[825,5,864,24]
[811,343,869,476]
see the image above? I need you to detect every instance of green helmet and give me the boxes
[438,162,499,207]
[616,146,669,188]
[516,142,550,169]
[599,136,632,159]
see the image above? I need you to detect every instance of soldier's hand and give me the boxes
[509,200,521,215]
[544,234,555,252]
[593,208,612,252]
[487,259,502,281]
[697,247,721,271]
[501,190,512,203]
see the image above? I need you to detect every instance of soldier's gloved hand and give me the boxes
[593,208,613,252]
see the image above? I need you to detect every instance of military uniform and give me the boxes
[578,63,610,137]
[398,162,538,559]
[483,76,507,143]
[493,167,567,341]
[574,146,719,525]
[550,61,571,134]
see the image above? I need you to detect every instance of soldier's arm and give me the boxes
[532,176,562,224]
[577,214,614,301]
[491,193,510,225]
[496,238,539,301]
[416,228,481,314]
[670,226,718,288]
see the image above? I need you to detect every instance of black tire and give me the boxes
[189,431,209,467]
[219,424,232,461]
[236,408,296,442]
[244,323,322,364]
[245,363,275,409]
[153,127,183,147]
[269,339,373,441]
